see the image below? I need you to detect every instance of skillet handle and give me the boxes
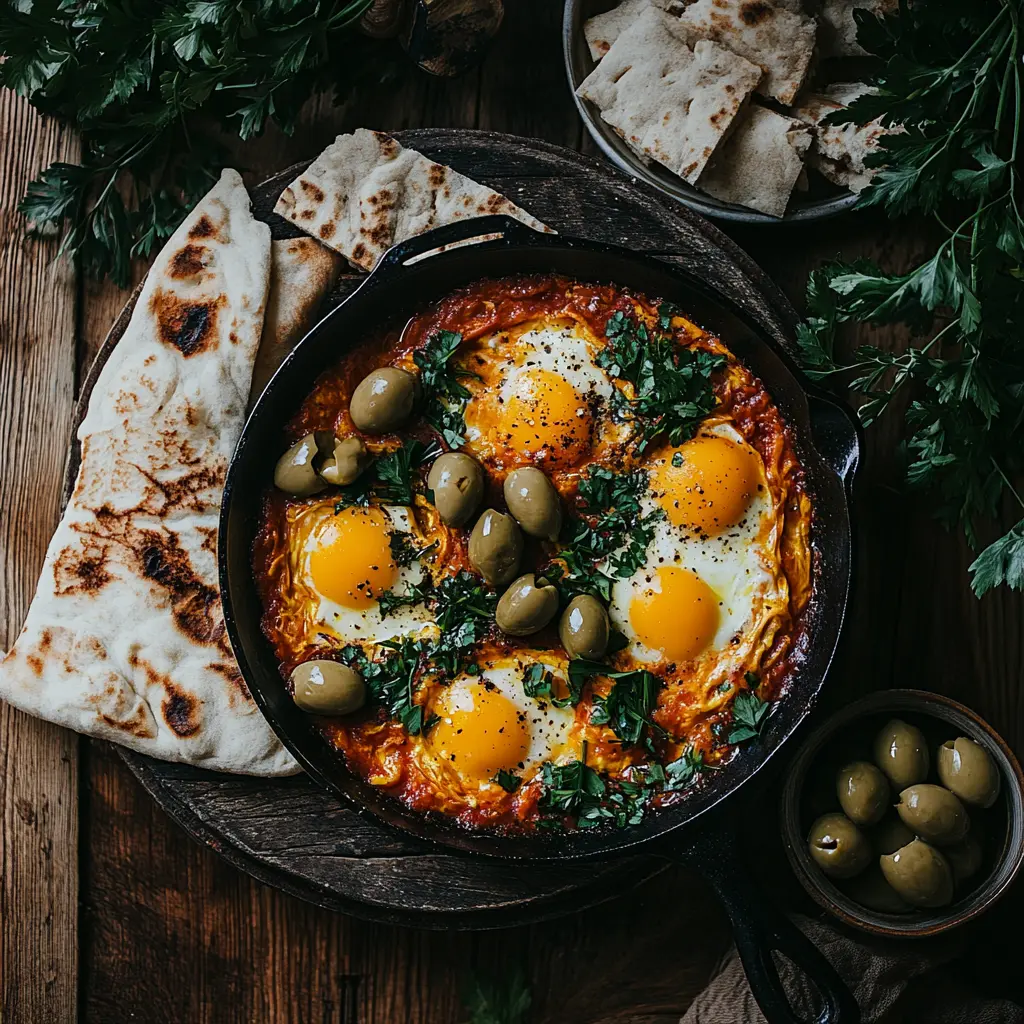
[806,393,860,487]
[372,214,552,276]
[676,829,860,1024]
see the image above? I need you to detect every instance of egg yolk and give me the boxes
[630,566,720,663]
[651,434,761,535]
[431,685,531,783]
[499,367,592,464]
[308,507,398,609]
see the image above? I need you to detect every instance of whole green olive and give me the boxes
[427,452,485,527]
[318,436,372,486]
[842,866,912,914]
[495,574,559,636]
[837,760,890,826]
[880,839,954,908]
[873,718,929,788]
[944,832,984,885]
[468,509,523,586]
[290,660,366,715]
[937,736,1001,808]
[274,431,332,496]
[559,594,610,660]
[503,467,563,541]
[349,367,418,433]
[807,812,872,879]
[896,783,969,845]
[870,814,916,856]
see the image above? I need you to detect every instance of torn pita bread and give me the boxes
[577,6,762,185]
[0,169,297,776]
[793,83,889,192]
[817,0,897,56]
[250,237,344,400]
[675,0,817,105]
[274,129,551,272]
[698,105,812,217]
[583,0,682,60]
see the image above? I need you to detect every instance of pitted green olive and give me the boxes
[468,509,523,586]
[837,760,890,826]
[559,594,610,659]
[274,431,332,496]
[842,866,912,914]
[503,467,563,541]
[807,812,871,879]
[896,784,969,845]
[880,839,954,908]
[319,436,372,486]
[290,660,366,715]
[349,367,418,433]
[870,814,915,856]
[945,832,984,884]
[495,574,559,636]
[873,718,929,788]
[427,452,485,527]
[937,736,1001,808]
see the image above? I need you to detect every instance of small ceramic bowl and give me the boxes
[781,689,1024,937]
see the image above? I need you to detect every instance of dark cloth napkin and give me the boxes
[681,914,1023,1024]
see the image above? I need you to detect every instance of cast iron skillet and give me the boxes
[221,216,862,1024]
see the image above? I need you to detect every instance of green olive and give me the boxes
[837,760,890,826]
[896,783,969,845]
[503,467,563,541]
[468,509,523,586]
[318,436,372,486]
[937,736,1001,808]
[880,839,954,908]
[349,367,418,433]
[427,452,485,527]
[842,866,912,914]
[873,718,929,788]
[559,594,610,660]
[274,431,332,496]
[290,660,366,715]
[870,814,916,856]
[807,812,871,879]
[944,832,984,885]
[495,574,559,636]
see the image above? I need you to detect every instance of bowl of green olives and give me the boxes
[781,689,1024,937]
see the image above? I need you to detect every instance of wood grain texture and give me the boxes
[0,93,79,1024]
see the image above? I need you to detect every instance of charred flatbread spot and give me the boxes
[139,538,224,646]
[428,164,447,188]
[53,539,113,597]
[299,209,314,221]
[150,288,223,358]
[352,242,367,263]
[740,0,772,24]
[169,243,208,279]
[162,682,202,737]
[26,654,43,676]
[188,214,217,240]
[208,661,253,703]
[318,221,335,240]
[299,179,325,203]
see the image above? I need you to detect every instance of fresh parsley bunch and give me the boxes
[796,0,1024,597]
[1,0,378,285]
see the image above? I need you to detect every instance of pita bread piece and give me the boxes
[793,83,889,192]
[698,105,812,217]
[817,0,897,56]
[250,237,345,401]
[675,0,816,105]
[584,0,682,60]
[577,6,762,184]
[274,129,551,272]
[0,169,297,776]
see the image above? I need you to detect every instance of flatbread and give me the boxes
[793,83,888,192]
[817,0,897,56]
[698,105,812,217]
[0,170,297,776]
[274,129,551,272]
[577,6,762,185]
[675,0,817,105]
[583,0,682,60]
[250,237,344,400]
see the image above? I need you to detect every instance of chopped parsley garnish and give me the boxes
[334,437,439,509]
[389,532,438,567]
[539,748,607,820]
[521,662,581,708]
[340,639,438,736]
[600,307,725,452]
[493,769,521,793]
[727,689,771,744]
[413,329,479,449]
[570,660,665,749]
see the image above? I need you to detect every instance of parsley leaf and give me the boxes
[570,660,664,749]
[413,330,480,449]
[727,690,771,745]
[335,438,438,509]
[521,662,581,708]
[461,969,531,1024]
[492,769,521,793]
[539,752,606,819]
[969,518,1024,597]
[341,639,438,737]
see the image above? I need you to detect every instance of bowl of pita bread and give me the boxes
[564,0,893,222]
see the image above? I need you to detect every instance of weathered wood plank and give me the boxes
[0,93,79,1024]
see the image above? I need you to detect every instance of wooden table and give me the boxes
[1,3,1021,1021]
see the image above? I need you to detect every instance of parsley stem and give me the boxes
[991,458,1024,511]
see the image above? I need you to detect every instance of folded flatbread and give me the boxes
[583,0,681,60]
[793,83,888,192]
[817,0,897,56]
[274,129,551,272]
[577,6,762,184]
[0,170,297,775]
[698,105,812,217]
[675,0,816,105]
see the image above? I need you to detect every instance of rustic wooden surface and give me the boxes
[1,1,1022,1021]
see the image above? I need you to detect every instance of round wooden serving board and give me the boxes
[65,130,801,929]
